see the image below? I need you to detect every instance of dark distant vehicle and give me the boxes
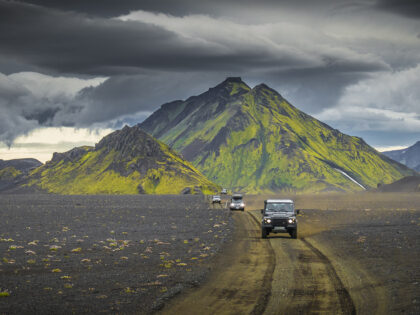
[221,188,228,194]
[212,195,221,204]
[229,194,245,211]
[261,199,299,239]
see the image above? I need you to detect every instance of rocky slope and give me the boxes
[25,125,219,194]
[140,77,415,193]
[382,141,420,172]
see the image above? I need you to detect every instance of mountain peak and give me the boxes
[95,125,161,159]
[253,83,283,97]
[211,77,251,97]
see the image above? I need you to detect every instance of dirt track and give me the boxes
[161,193,420,315]
[158,211,274,315]
[160,211,357,315]
[247,211,356,315]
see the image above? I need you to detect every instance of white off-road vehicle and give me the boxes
[212,195,221,204]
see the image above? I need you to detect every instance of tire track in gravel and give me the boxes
[248,210,356,315]
[300,239,356,315]
[158,211,275,315]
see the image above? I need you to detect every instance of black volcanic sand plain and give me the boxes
[0,195,232,314]
[1,193,420,314]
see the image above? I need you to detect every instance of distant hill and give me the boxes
[0,158,42,192]
[24,125,219,194]
[376,176,420,193]
[0,158,42,172]
[140,77,415,193]
[382,141,420,172]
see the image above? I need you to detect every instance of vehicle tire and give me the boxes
[291,229,297,239]
[262,228,267,239]
[241,208,244,212]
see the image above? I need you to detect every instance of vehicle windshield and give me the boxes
[265,203,294,212]
[232,197,242,202]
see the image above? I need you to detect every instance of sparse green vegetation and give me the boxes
[141,79,415,192]
[0,166,21,180]
[24,126,219,194]
[0,194,233,314]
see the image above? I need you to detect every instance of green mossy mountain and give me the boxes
[25,126,219,194]
[140,77,415,193]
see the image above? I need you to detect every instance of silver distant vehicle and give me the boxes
[212,195,221,204]
[261,199,299,239]
[229,194,245,211]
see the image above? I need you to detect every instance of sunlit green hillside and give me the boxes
[141,77,414,193]
[26,126,219,194]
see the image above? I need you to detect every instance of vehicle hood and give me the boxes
[265,212,292,218]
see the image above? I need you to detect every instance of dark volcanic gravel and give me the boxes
[0,195,233,314]
[301,209,420,314]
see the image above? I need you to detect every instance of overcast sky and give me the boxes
[1,0,419,162]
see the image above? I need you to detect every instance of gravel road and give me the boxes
[159,211,274,315]
[161,193,420,315]
[0,195,233,314]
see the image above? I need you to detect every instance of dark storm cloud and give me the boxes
[259,68,371,114]
[0,73,41,145]
[0,71,227,144]
[20,0,354,17]
[0,1,323,76]
[55,73,220,126]
[0,1,212,75]
[1,0,419,149]
[0,0,394,78]
[376,0,420,18]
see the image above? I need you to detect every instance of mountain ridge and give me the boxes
[382,141,420,172]
[376,175,420,192]
[0,158,42,192]
[22,125,219,194]
[140,78,415,193]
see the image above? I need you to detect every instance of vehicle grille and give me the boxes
[272,218,287,226]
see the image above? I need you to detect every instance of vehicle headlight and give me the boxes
[264,218,271,223]
[240,203,245,207]
[288,217,296,223]
[230,203,235,207]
